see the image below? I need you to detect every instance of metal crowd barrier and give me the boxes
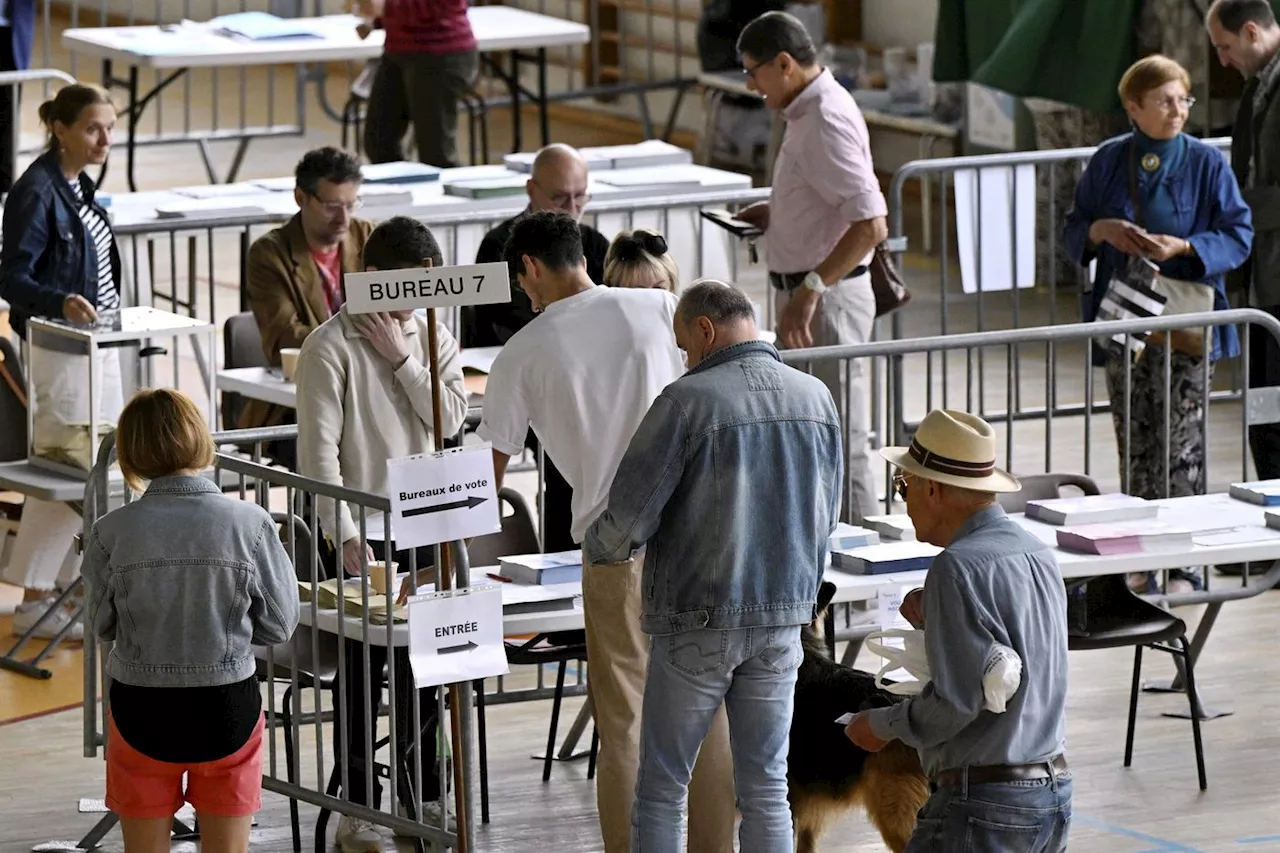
[77,425,478,852]
[780,307,1280,693]
[883,138,1236,437]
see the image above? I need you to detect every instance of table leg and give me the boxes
[537,48,549,146]
[125,65,140,193]
[509,51,522,153]
[920,135,935,254]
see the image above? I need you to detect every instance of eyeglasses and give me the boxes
[893,472,910,501]
[311,194,364,215]
[534,181,591,209]
[1149,95,1195,111]
[612,231,669,263]
[742,55,778,82]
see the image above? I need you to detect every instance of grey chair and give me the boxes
[996,471,1100,514]
[221,312,268,431]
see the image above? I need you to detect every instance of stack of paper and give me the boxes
[499,551,583,585]
[863,514,916,541]
[442,176,530,199]
[831,542,940,575]
[155,198,269,220]
[1024,494,1157,526]
[583,140,692,169]
[361,161,442,184]
[1229,480,1280,506]
[501,581,581,614]
[357,184,415,207]
[208,11,322,40]
[829,522,880,551]
[297,579,408,624]
[1056,521,1192,555]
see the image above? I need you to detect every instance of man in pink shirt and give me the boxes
[735,11,888,521]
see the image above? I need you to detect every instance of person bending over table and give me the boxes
[847,409,1072,853]
[585,281,840,852]
[243,146,373,468]
[464,143,611,553]
[0,83,124,641]
[732,11,888,525]
[354,0,478,168]
[296,216,468,853]
[603,229,679,292]
[478,212,736,853]
[1064,54,1252,594]
[83,388,299,853]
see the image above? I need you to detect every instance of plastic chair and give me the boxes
[467,488,596,824]
[221,312,269,431]
[996,471,1101,514]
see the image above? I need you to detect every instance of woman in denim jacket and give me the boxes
[83,388,299,853]
[0,84,125,641]
[1064,55,1253,591]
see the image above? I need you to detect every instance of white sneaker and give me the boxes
[11,598,83,641]
[335,816,383,853]
[419,799,457,832]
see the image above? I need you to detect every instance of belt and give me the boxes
[931,754,1069,790]
[768,266,868,291]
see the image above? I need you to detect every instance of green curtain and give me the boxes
[934,0,1141,112]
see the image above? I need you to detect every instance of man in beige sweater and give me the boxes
[295,215,468,851]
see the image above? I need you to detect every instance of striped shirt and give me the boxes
[68,178,119,313]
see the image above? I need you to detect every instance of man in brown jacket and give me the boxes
[243,147,374,466]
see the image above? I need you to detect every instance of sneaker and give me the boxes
[419,799,457,833]
[335,816,383,853]
[11,598,83,641]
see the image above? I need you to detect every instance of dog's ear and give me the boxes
[815,581,837,618]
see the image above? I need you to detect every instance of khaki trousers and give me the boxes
[582,553,737,853]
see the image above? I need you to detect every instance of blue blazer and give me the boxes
[1064,132,1253,360]
[3,0,36,70]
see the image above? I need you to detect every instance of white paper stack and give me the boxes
[863,514,916,541]
[498,551,583,585]
[1024,494,1157,526]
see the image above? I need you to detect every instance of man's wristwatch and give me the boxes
[801,270,829,294]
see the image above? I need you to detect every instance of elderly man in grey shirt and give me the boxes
[846,409,1071,853]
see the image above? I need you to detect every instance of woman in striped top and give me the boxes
[0,83,125,640]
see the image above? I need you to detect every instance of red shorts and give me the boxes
[105,711,265,819]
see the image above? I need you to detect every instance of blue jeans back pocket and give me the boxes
[667,630,727,676]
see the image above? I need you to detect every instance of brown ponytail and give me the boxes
[39,83,114,149]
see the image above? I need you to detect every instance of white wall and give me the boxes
[861,0,937,50]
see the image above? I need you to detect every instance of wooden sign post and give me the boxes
[344,258,510,853]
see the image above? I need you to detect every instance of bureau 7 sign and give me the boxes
[386,444,502,549]
[344,261,511,314]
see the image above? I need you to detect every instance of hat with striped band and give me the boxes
[880,409,1021,494]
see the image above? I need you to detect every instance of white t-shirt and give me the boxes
[477,285,684,542]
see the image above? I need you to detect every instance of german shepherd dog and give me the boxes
[788,581,930,852]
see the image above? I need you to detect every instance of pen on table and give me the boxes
[487,572,513,583]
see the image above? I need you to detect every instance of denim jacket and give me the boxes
[1064,132,1253,361]
[83,475,300,688]
[0,149,121,338]
[584,341,843,634]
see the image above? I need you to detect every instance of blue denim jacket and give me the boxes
[1064,132,1253,361]
[0,149,120,338]
[83,475,300,688]
[584,341,843,634]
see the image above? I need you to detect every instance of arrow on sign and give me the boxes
[403,495,488,518]
[439,641,478,655]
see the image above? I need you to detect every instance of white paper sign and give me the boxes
[386,445,501,549]
[408,585,509,688]
[344,262,511,314]
[876,585,915,682]
[954,165,1036,295]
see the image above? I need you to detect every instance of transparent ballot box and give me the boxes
[26,307,216,479]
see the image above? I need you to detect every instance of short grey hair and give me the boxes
[677,279,755,325]
[736,11,818,66]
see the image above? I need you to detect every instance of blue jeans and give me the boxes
[632,625,802,853]
[905,772,1073,853]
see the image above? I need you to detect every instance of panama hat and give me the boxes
[880,409,1021,494]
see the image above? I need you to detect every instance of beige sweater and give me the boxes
[295,308,469,545]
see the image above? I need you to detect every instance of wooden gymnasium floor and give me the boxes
[3,22,1280,850]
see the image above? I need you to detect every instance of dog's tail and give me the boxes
[860,741,930,853]
[801,581,839,658]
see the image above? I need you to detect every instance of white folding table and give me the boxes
[61,7,591,191]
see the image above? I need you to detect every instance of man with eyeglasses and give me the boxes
[465,142,612,552]
[733,11,888,525]
[242,147,373,464]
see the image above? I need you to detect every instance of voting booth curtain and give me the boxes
[933,0,1142,112]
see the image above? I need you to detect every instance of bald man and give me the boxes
[466,143,611,347]
[464,144,611,553]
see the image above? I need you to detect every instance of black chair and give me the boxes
[1003,472,1207,790]
[0,337,27,463]
[221,311,269,431]
[255,512,341,853]
[1068,574,1207,790]
[467,488,596,824]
